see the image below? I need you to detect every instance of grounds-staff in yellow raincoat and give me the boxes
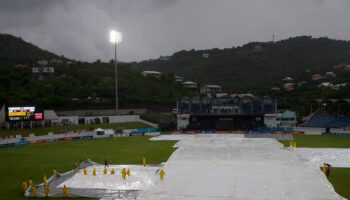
[142,157,146,167]
[121,168,127,180]
[159,169,165,180]
[104,167,108,175]
[83,168,88,175]
[31,186,37,197]
[22,180,28,192]
[44,185,50,197]
[27,178,33,187]
[322,163,327,174]
[43,175,48,185]
[63,185,69,197]
[127,168,130,176]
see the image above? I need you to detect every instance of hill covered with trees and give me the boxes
[2,34,350,116]
[135,36,350,114]
[0,34,190,110]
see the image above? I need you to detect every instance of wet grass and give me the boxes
[279,134,350,148]
[0,122,151,137]
[0,136,176,200]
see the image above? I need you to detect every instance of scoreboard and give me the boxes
[5,105,44,121]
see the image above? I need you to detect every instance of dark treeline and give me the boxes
[0,34,190,110]
[135,36,350,115]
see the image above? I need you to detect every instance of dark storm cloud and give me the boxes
[1,0,350,62]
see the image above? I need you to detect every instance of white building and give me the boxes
[37,60,49,65]
[264,110,297,128]
[175,75,184,83]
[142,71,162,79]
[182,81,198,92]
[32,67,55,74]
[282,76,293,82]
[159,56,170,61]
[324,72,336,78]
[278,110,297,127]
[200,85,222,94]
[264,114,280,127]
[270,87,281,91]
[312,74,322,81]
[283,83,295,91]
[201,53,210,59]
[318,82,333,88]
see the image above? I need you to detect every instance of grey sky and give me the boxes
[1,0,349,62]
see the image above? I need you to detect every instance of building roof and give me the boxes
[183,81,197,85]
[282,76,293,81]
[280,110,296,118]
[203,84,221,88]
[142,70,162,74]
[44,110,58,120]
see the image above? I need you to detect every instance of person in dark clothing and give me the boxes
[104,159,108,167]
[325,163,332,176]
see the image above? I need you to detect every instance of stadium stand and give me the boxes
[300,99,350,128]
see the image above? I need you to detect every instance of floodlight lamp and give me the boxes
[110,30,122,44]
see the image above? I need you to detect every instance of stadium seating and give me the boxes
[326,117,350,128]
[301,109,337,127]
[301,109,350,128]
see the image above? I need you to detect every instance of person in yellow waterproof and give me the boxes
[83,168,88,175]
[322,163,327,174]
[121,168,127,180]
[104,167,108,175]
[27,178,33,187]
[111,168,115,175]
[127,168,130,177]
[93,167,97,176]
[293,141,297,149]
[142,157,146,167]
[31,185,37,197]
[43,175,47,185]
[63,184,69,197]
[44,185,50,197]
[53,168,58,175]
[22,179,28,192]
[159,169,165,180]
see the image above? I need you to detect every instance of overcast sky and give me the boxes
[1,0,350,62]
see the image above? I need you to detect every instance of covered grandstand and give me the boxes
[301,99,350,129]
[176,95,277,130]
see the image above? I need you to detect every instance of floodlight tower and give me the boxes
[110,30,122,115]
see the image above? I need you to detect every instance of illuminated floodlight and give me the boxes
[110,30,122,44]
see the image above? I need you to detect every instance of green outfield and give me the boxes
[0,122,152,137]
[279,134,350,148]
[0,134,349,200]
[0,136,177,200]
[279,134,350,199]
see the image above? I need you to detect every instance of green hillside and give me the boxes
[135,36,350,114]
[0,33,190,110]
[0,34,65,68]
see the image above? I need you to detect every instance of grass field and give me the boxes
[327,168,350,199]
[0,122,151,137]
[0,137,177,200]
[279,134,350,148]
[279,134,350,199]
[0,134,348,200]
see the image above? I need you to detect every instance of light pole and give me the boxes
[110,30,122,115]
